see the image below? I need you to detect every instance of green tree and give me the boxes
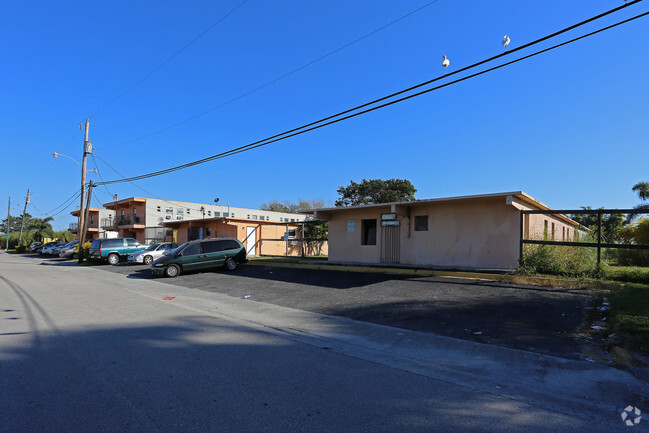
[568,206,628,243]
[28,217,54,241]
[335,178,416,207]
[633,182,649,201]
[1,214,30,233]
[260,199,328,213]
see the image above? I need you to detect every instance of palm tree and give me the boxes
[632,182,649,201]
[28,217,54,241]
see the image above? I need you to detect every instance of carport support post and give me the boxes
[285,223,289,257]
[597,211,602,265]
[5,196,10,250]
[519,210,524,266]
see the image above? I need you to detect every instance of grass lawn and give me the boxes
[609,283,649,355]
[603,265,649,284]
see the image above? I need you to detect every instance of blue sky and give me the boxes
[2,0,648,230]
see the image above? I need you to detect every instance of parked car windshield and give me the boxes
[145,244,160,251]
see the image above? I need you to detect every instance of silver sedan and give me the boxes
[127,242,178,265]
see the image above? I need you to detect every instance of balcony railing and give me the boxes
[69,222,79,231]
[101,215,141,228]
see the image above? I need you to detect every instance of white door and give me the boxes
[246,226,257,256]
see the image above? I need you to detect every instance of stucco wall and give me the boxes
[327,198,525,269]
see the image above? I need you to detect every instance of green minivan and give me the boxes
[151,237,247,278]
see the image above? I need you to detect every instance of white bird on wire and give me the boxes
[502,35,511,51]
[441,55,450,75]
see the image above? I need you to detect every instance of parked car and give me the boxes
[35,242,56,253]
[128,242,179,265]
[52,241,75,256]
[42,242,66,255]
[29,242,43,252]
[58,240,80,259]
[151,237,247,278]
[88,238,146,265]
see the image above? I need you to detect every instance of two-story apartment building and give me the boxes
[69,208,116,240]
[100,197,309,244]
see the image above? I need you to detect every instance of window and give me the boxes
[223,212,229,217]
[126,239,139,247]
[90,215,94,224]
[414,215,428,231]
[284,229,297,240]
[181,243,201,256]
[186,208,191,215]
[266,216,270,221]
[157,206,161,212]
[206,227,211,237]
[247,214,251,219]
[543,220,548,240]
[103,239,124,248]
[347,220,355,232]
[231,213,235,217]
[202,240,223,253]
[214,212,220,217]
[133,208,137,215]
[207,210,211,216]
[252,215,258,220]
[291,218,295,222]
[551,222,556,240]
[361,219,377,245]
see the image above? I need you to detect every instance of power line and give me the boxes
[97,0,443,150]
[90,0,249,117]
[93,155,215,214]
[96,4,647,186]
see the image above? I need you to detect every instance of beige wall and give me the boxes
[326,198,531,270]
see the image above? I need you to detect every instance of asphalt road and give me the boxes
[82,256,593,360]
[1,253,644,432]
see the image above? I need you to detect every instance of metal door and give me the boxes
[246,226,257,256]
[381,225,400,264]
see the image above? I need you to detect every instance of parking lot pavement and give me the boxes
[57,256,596,361]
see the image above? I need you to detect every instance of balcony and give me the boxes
[69,222,79,232]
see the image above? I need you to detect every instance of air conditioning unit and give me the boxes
[176,216,183,220]
[165,215,171,220]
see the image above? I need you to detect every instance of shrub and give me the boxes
[519,242,598,278]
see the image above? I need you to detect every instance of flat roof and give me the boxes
[310,191,553,212]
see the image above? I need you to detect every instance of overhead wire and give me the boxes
[96,2,647,186]
[90,0,249,117]
[93,155,214,214]
[98,0,443,150]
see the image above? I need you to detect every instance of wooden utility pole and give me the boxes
[18,189,30,244]
[79,182,94,262]
[5,196,10,250]
[78,118,91,264]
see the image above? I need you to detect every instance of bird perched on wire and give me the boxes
[441,55,450,75]
[502,35,511,51]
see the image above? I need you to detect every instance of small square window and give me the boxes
[252,215,258,220]
[414,215,428,231]
[214,212,220,217]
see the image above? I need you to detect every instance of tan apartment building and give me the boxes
[313,191,581,271]
[101,197,309,245]
[69,208,116,240]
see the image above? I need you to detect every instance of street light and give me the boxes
[52,152,98,173]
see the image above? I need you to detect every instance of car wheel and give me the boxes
[225,258,237,271]
[165,264,180,278]
[107,253,120,265]
[143,255,153,265]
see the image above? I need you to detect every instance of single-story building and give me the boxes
[162,217,328,257]
[312,191,581,271]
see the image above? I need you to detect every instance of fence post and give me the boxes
[597,211,602,265]
[519,210,524,266]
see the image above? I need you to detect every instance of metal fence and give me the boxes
[258,220,328,257]
[520,208,649,264]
